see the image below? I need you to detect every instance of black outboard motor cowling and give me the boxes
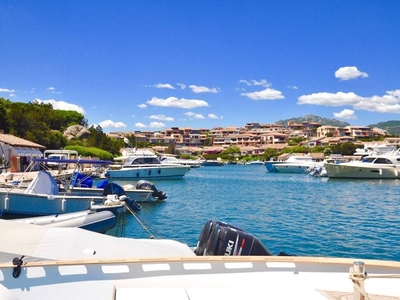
[135,180,167,200]
[195,220,272,256]
[195,220,246,255]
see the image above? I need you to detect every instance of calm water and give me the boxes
[107,164,400,261]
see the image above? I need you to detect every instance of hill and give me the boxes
[275,114,351,127]
[368,120,400,136]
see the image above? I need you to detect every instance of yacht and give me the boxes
[270,155,323,174]
[106,149,190,180]
[325,146,400,179]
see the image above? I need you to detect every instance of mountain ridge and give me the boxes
[275,114,400,136]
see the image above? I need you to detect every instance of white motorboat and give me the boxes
[66,172,167,202]
[160,156,204,168]
[0,219,399,300]
[0,170,138,218]
[106,149,191,180]
[325,147,400,179]
[266,154,319,172]
[272,155,324,174]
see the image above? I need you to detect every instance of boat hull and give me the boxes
[0,190,124,218]
[106,165,190,180]
[1,256,399,300]
[274,164,314,173]
[13,210,117,233]
[324,163,400,179]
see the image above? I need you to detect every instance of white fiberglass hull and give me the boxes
[65,186,154,203]
[325,163,400,179]
[107,165,190,180]
[0,256,399,300]
[274,163,321,174]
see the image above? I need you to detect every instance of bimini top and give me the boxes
[33,158,112,165]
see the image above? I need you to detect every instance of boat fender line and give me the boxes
[12,255,25,278]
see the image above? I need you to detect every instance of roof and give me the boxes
[0,133,45,149]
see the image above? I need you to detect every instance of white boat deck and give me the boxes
[1,256,399,299]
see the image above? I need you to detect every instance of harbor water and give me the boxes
[107,164,400,261]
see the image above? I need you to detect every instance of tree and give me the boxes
[263,148,278,160]
[222,146,241,161]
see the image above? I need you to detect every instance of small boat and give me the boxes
[66,172,167,202]
[0,169,140,218]
[160,156,204,168]
[245,160,264,165]
[12,210,117,233]
[0,218,399,299]
[202,159,225,166]
[271,155,323,174]
[105,149,191,180]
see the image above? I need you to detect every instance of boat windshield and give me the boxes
[125,156,160,165]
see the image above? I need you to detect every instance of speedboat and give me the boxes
[160,156,204,168]
[0,169,140,218]
[106,149,191,180]
[325,147,400,179]
[272,155,324,174]
[266,154,319,172]
[0,219,399,299]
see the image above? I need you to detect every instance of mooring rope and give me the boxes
[124,203,167,239]
[349,266,400,300]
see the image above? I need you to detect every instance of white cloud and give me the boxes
[177,83,186,89]
[287,85,298,90]
[184,112,205,119]
[98,120,127,129]
[335,66,369,81]
[46,86,61,94]
[241,88,285,100]
[0,88,15,93]
[148,114,174,121]
[298,92,362,106]
[298,90,400,114]
[333,109,357,119]
[138,103,147,109]
[239,79,271,87]
[155,83,175,89]
[149,122,165,128]
[135,122,147,128]
[33,98,85,114]
[189,85,219,93]
[147,96,209,109]
[208,113,222,119]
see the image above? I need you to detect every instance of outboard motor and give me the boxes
[196,220,272,256]
[135,180,167,200]
[195,220,246,255]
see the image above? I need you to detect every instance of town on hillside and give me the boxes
[0,121,398,174]
[106,121,396,156]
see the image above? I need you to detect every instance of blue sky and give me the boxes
[1,1,400,132]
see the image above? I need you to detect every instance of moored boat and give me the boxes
[325,147,400,179]
[105,149,191,180]
[12,210,117,233]
[0,170,139,218]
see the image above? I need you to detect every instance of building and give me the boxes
[0,133,45,172]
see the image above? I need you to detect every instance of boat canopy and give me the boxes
[33,158,112,165]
